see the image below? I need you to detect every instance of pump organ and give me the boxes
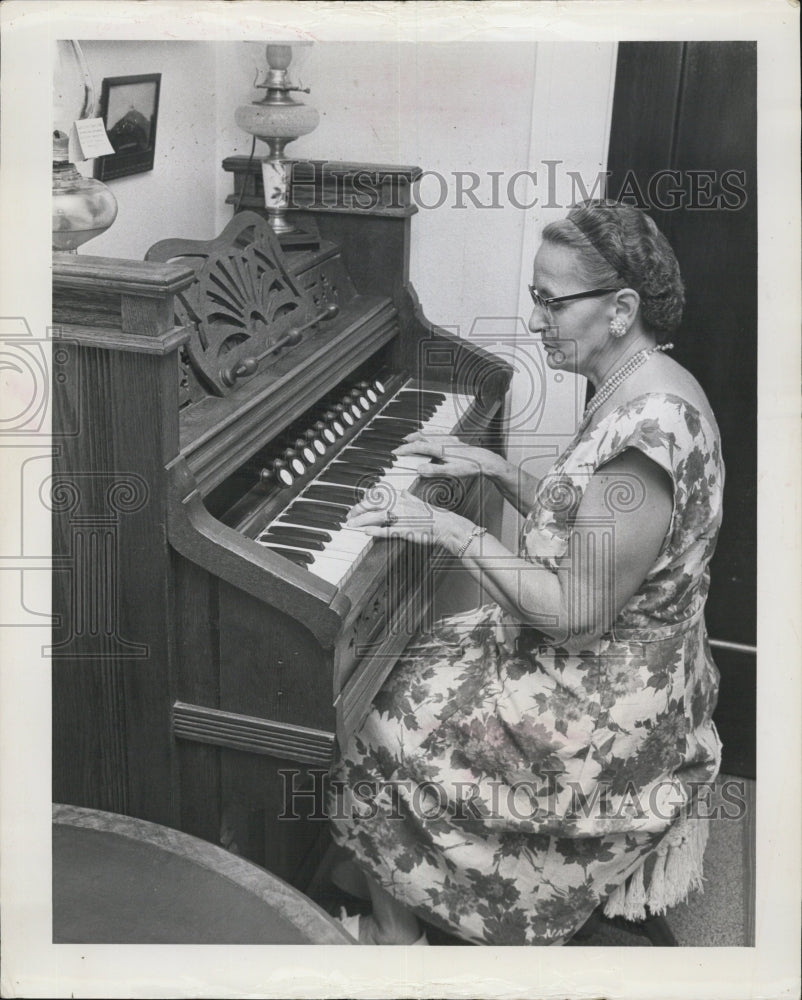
[51,161,512,886]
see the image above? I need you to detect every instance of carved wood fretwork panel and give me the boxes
[299,256,354,312]
[147,212,317,400]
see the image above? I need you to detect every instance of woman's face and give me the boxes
[528,240,617,382]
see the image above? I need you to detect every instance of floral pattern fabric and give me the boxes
[329,393,724,944]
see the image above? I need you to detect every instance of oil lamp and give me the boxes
[235,43,319,235]
[52,41,118,252]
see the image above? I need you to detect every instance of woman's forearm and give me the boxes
[485,455,540,516]
[438,448,674,652]
[438,517,570,642]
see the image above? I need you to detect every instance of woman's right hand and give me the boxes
[395,433,505,480]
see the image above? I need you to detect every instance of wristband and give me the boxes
[456,525,487,559]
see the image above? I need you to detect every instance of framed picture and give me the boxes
[93,73,161,181]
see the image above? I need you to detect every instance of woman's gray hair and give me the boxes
[541,200,685,339]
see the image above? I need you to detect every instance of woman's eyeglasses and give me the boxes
[528,285,619,313]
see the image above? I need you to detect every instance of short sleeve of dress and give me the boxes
[520,393,724,599]
[590,393,724,572]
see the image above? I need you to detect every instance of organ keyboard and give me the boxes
[253,382,474,586]
[51,161,512,887]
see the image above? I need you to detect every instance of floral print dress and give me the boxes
[329,393,724,944]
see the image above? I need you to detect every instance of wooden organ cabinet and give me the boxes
[52,161,512,888]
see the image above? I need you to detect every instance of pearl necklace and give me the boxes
[582,343,673,424]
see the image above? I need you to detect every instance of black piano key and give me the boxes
[355,430,409,445]
[398,389,446,403]
[354,443,408,456]
[280,512,344,531]
[370,416,422,428]
[304,484,364,506]
[330,457,384,474]
[360,431,418,446]
[281,507,348,529]
[382,403,437,418]
[372,410,422,420]
[350,434,405,450]
[260,545,314,566]
[386,392,439,405]
[346,445,411,469]
[288,500,352,518]
[260,532,327,552]
[286,504,350,531]
[345,444,395,462]
[341,444,387,458]
[318,466,381,487]
[358,422,408,434]
[338,448,390,470]
[386,394,438,406]
[261,525,332,545]
[320,459,383,485]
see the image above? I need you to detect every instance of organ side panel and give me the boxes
[216,585,333,882]
[51,258,194,828]
[170,556,223,847]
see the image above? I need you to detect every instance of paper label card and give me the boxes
[74,118,116,160]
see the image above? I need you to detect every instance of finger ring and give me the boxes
[385,512,398,526]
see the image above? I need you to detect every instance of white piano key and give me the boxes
[256,529,367,587]
[309,540,370,587]
[376,468,419,491]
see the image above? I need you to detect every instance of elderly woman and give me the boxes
[329,200,724,945]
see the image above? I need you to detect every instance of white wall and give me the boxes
[77,41,220,259]
[502,41,618,548]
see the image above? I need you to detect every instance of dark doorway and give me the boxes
[606,41,757,778]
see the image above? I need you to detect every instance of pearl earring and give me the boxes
[609,317,628,338]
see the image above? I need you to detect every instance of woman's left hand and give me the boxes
[346,489,470,549]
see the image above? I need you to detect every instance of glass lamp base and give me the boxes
[52,161,118,252]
